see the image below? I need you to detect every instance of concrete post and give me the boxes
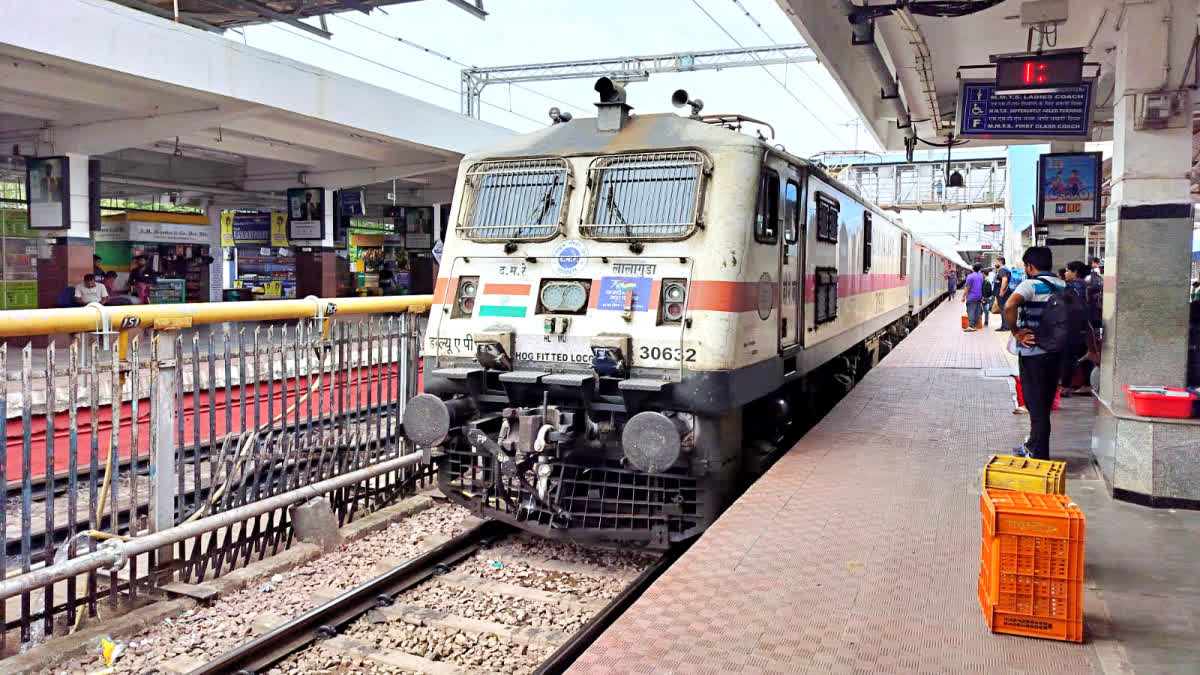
[1094,0,1200,506]
[205,204,224,302]
[148,330,177,579]
[295,188,338,298]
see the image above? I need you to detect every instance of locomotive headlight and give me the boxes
[660,279,687,323]
[452,276,479,318]
[539,280,589,314]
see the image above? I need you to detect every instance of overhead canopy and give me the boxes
[109,0,486,35]
[0,0,513,208]
[776,0,1120,151]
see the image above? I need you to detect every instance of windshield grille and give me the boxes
[457,158,570,242]
[582,151,708,241]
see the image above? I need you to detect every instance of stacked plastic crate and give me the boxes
[979,457,1085,642]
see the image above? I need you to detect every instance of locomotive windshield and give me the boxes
[456,158,570,242]
[582,151,708,241]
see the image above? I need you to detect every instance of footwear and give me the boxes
[1072,386,1093,396]
[1012,406,1028,415]
[1059,387,1073,398]
[1012,445,1032,458]
[994,327,1007,332]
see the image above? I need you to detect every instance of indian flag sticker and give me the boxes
[478,283,531,318]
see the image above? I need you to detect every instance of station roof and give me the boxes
[0,0,512,209]
[108,0,486,34]
[776,1,1121,152]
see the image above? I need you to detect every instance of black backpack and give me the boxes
[981,276,993,298]
[1033,275,1085,353]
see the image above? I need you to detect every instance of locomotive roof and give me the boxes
[461,112,763,163]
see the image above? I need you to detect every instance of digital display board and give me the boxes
[995,51,1084,91]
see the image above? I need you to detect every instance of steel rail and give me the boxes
[0,294,432,338]
[0,450,426,603]
[533,540,692,675]
[188,519,512,675]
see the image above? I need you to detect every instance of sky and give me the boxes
[234,0,872,157]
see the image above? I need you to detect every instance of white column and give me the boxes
[205,204,224,300]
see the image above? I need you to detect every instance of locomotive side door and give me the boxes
[779,169,801,350]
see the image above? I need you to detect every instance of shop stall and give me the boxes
[221,211,296,300]
[98,212,212,304]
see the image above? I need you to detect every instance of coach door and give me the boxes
[780,171,801,350]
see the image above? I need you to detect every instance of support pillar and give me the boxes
[35,153,93,310]
[1093,0,1200,507]
[294,188,337,298]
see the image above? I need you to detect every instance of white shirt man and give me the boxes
[75,275,109,305]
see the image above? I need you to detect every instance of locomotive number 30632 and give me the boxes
[639,345,697,362]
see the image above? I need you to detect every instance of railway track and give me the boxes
[190,519,680,675]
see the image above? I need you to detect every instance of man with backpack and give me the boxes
[1003,246,1080,460]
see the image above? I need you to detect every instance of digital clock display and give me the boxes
[995,51,1084,91]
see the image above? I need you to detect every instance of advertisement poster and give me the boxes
[25,156,70,229]
[287,187,325,240]
[1036,152,1101,225]
[220,212,235,247]
[270,211,288,246]
[231,212,271,243]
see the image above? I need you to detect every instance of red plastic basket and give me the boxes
[1123,386,1195,418]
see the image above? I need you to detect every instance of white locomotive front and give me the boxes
[402,79,951,548]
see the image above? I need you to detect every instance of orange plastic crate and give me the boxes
[979,489,1085,642]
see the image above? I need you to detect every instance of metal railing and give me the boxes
[0,295,431,652]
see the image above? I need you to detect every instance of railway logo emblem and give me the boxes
[553,239,587,276]
[756,273,774,320]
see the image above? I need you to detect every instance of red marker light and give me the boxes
[1024,61,1033,84]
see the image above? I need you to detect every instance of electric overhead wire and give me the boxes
[263,23,547,127]
[728,0,856,121]
[688,0,854,149]
[330,14,591,115]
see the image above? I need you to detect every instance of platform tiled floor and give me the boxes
[572,301,1200,674]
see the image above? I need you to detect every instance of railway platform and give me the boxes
[572,301,1200,674]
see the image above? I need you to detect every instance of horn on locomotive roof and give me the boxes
[594,77,632,132]
[548,107,573,124]
[672,89,704,118]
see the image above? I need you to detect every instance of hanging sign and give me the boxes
[1036,151,1102,225]
[957,80,1094,140]
[287,187,325,240]
[26,156,70,230]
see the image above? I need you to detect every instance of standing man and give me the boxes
[1086,256,1104,333]
[946,268,958,300]
[993,257,1012,331]
[1004,247,1066,460]
[962,263,985,332]
[92,255,105,279]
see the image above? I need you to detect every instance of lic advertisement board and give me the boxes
[1036,152,1102,225]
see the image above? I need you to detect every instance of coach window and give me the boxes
[862,212,873,273]
[784,180,799,243]
[816,192,839,243]
[756,169,780,244]
[900,233,909,279]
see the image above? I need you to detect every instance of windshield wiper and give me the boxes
[605,185,634,241]
[519,174,560,238]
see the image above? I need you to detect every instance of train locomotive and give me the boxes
[402,78,964,548]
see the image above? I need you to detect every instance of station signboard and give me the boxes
[957,80,1094,140]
